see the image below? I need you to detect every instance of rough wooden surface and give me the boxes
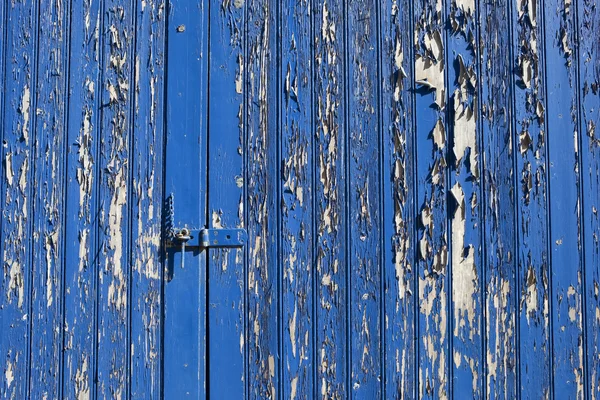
[0,0,598,398]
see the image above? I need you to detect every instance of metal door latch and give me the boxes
[167,227,247,249]
[164,194,247,268]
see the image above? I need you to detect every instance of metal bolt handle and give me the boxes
[175,228,191,269]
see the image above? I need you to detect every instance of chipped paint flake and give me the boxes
[415,54,445,109]
[525,266,538,322]
[455,0,474,14]
[74,357,90,400]
[289,304,297,357]
[451,183,477,337]
[107,166,128,309]
[5,359,14,389]
[432,118,446,149]
[20,86,31,143]
[4,153,14,186]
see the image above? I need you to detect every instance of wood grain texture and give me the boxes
[29,0,69,397]
[62,1,103,398]
[346,0,383,397]
[95,1,136,397]
[206,0,246,398]
[162,0,209,398]
[412,0,450,397]
[544,0,585,398]
[129,0,165,397]
[313,0,349,398]
[380,0,417,398]
[0,0,599,398]
[577,0,600,397]
[479,0,518,397]
[446,0,483,396]
[244,0,280,397]
[510,0,552,397]
[0,1,39,398]
[279,0,315,398]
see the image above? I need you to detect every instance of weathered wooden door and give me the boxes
[1,0,600,399]
[162,2,258,398]
[162,0,600,398]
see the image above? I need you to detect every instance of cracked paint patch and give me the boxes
[451,183,477,339]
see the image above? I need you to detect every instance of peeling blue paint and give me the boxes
[0,0,599,398]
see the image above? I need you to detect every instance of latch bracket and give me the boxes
[166,228,247,249]
[200,228,247,248]
[164,194,247,250]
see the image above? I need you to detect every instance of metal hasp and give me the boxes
[166,228,247,249]
[200,228,247,248]
[164,194,247,250]
[167,227,247,269]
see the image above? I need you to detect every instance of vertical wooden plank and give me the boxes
[0,0,4,194]
[446,0,484,396]
[162,0,208,397]
[28,0,69,396]
[0,1,38,398]
[412,0,449,397]
[510,0,552,396]
[478,0,518,397]
[129,0,164,397]
[313,0,349,397]
[0,0,4,271]
[279,0,315,397]
[380,0,417,397]
[205,1,246,398]
[61,1,103,398]
[95,1,136,398]
[0,10,4,396]
[577,0,600,397]
[346,0,383,397]
[245,0,280,396]
[543,0,585,398]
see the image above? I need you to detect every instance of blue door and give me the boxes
[162,2,259,398]
[1,0,600,399]
[160,0,600,398]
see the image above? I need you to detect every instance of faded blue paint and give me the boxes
[62,1,102,399]
[0,0,599,399]
[480,0,518,397]
[206,0,246,398]
[579,1,600,398]
[163,1,208,398]
[510,0,552,397]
